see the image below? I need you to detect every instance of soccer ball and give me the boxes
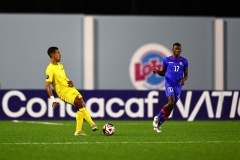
[102,123,115,136]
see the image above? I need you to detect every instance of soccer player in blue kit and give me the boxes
[152,42,188,133]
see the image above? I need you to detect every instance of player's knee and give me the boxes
[74,97,85,109]
[168,101,175,107]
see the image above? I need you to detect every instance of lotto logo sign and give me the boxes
[129,43,172,90]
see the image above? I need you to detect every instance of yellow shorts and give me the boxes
[57,87,82,105]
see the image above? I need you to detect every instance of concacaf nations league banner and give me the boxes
[0,90,240,121]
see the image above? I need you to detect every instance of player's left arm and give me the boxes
[180,69,188,86]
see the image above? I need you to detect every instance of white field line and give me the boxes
[12,120,64,125]
[1,141,240,145]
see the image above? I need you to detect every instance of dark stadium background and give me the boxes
[0,0,239,17]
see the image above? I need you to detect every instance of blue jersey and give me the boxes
[163,56,188,87]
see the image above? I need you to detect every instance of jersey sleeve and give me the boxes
[162,58,168,69]
[46,67,53,83]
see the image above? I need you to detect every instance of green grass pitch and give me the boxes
[0,120,239,160]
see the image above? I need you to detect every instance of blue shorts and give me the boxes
[165,85,182,102]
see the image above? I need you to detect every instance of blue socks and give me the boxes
[157,108,168,127]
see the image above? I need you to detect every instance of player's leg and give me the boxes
[173,85,182,106]
[153,86,175,132]
[158,96,174,122]
[74,110,86,136]
[158,86,181,126]
[74,95,98,131]
[60,88,98,132]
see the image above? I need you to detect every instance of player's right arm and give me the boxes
[153,67,166,76]
[153,58,167,76]
[45,81,59,109]
[46,66,59,109]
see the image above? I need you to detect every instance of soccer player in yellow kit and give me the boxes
[45,46,98,136]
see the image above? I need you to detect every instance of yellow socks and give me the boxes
[80,107,95,126]
[75,110,84,132]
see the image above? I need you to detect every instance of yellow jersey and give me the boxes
[45,63,70,96]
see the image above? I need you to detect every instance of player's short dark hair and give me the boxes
[47,46,58,57]
[173,42,181,47]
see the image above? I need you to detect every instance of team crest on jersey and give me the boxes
[180,62,183,65]
[46,75,49,79]
[129,43,172,90]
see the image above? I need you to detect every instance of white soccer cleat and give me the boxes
[152,116,159,128]
[91,124,99,131]
[153,127,161,133]
[74,131,87,136]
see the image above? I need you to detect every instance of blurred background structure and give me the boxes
[0,0,240,121]
[1,0,240,90]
